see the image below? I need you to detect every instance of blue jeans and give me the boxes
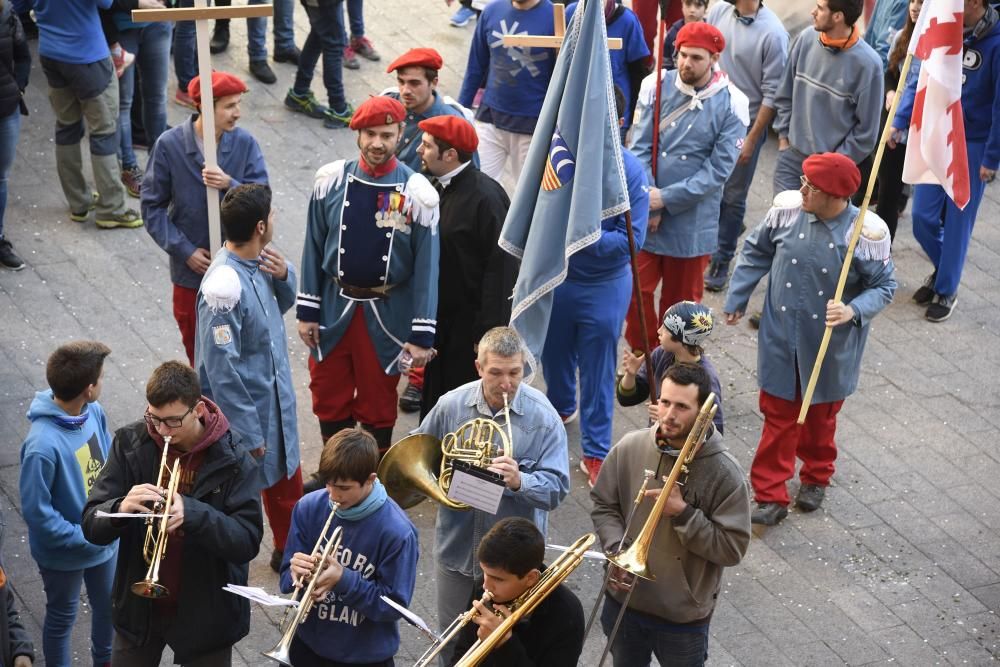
[38,556,116,666]
[118,22,172,169]
[296,1,348,110]
[600,595,709,667]
[346,0,364,38]
[772,145,807,197]
[712,131,767,266]
[0,110,21,239]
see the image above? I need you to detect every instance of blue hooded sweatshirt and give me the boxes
[20,391,117,571]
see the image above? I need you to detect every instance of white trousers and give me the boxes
[475,120,533,186]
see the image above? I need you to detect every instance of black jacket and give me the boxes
[0,518,34,667]
[0,3,29,119]
[82,421,263,663]
[447,581,585,667]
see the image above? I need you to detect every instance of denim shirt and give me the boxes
[413,380,570,577]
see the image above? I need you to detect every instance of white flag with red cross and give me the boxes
[902,0,970,210]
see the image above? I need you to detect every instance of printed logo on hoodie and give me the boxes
[75,433,106,494]
[314,545,379,627]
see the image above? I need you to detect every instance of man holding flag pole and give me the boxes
[890,0,999,322]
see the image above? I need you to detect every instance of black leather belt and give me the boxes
[336,280,392,300]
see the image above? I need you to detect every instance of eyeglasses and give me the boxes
[143,406,194,429]
[800,175,821,194]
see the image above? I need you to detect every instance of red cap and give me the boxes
[802,152,861,198]
[675,22,726,54]
[187,71,249,109]
[386,47,444,73]
[417,115,478,153]
[349,96,407,130]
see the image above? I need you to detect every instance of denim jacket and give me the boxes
[414,380,570,577]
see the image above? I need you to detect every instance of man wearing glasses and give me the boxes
[722,153,897,527]
[83,361,263,666]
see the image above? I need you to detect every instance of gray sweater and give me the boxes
[708,2,789,122]
[590,425,751,623]
[773,27,884,162]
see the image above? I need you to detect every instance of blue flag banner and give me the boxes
[499,0,630,376]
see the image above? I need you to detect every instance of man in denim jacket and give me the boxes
[413,326,569,647]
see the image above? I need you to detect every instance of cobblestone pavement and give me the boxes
[1,2,999,665]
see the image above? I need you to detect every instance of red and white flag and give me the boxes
[902,0,970,209]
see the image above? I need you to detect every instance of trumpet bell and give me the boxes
[262,645,293,666]
[131,579,170,598]
[378,434,467,510]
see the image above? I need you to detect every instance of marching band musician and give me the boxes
[413,326,570,653]
[82,361,263,666]
[446,518,584,667]
[280,428,418,667]
[591,363,751,667]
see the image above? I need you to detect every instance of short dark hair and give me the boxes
[613,84,625,122]
[221,183,272,244]
[683,0,709,7]
[477,517,545,578]
[827,0,863,26]
[662,362,712,408]
[146,361,202,409]
[431,136,474,165]
[319,427,379,485]
[46,341,111,401]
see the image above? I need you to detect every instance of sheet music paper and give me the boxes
[446,462,505,514]
[380,595,439,641]
[222,584,299,607]
[95,511,169,519]
[547,543,607,561]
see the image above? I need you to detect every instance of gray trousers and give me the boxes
[772,146,808,198]
[435,562,477,666]
[111,631,233,667]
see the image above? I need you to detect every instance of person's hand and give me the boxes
[981,166,997,183]
[259,245,288,281]
[778,136,790,151]
[737,133,757,166]
[825,300,855,327]
[725,311,743,325]
[165,493,185,534]
[884,89,896,112]
[644,482,686,518]
[472,599,513,644]
[120,483,166,514]
[249,445,266,459]
[402,342,434,369]
[607,564,635,593]
[289,551,319,583]
[13,655,31,667]
[487,455,522,491]
[186,248,212,274]
[646,401,659,423]
[298,321,320,349]
[887,127,905,150]
[647,188,664,212]
[621,348,643,376]
[202,165,232,190]
[310,556,344,601]
[647,212,661,234]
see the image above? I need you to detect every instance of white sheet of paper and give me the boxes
[95,511,169,519]
[446,467,505,514]
[380,595,438,640]
[547,543,607,561]
[222,584,299,607]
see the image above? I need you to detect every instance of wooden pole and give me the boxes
[650,4,667,174]
[624,210,658,405]
[502,3,624,50]
[796,52,914,424]
[131,3,273,256]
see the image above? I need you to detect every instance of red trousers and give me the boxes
[172,284,198,366]
[407,367,425,391]
[631,0,683,64]
[308,307,400,428]
[752,389,845,505]
[262,466,303,551]
[625,251,709,351]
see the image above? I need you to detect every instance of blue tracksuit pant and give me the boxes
[911,141,988,298]
[542,272,632,460]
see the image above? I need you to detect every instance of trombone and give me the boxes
[131,436,182,599]
[597,393,717,667]
[264,502,344,666]
[413,590,495,667]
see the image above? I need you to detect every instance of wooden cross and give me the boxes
[502,3,623,51]
[133,1,273,256]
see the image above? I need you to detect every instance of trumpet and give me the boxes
[413,590,496,667]
[264,503,344,666]
[131,435,183,598]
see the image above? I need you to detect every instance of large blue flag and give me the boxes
[500,0,630,377]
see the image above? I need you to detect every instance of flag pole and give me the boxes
[624,210,658,404]
[797,52,914,424]
[650,0,668,174]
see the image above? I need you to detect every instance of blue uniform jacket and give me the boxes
[414,380,570,577]
[629,70,747,257]
[142,117,269,290]
[297,158,440,370]
[382,90,477,171]
[724,204,897,403]
[196,249,300,486]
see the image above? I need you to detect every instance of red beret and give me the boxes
[802,153,861,198]
[187,71,248,109]
[386,48,444,74]
[349,96,407,130]
[675,22,726,54]
[418,115,478,153]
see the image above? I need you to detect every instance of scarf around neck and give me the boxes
[819,24,860,51]
[967,5,999,43]
[333,479,388,521]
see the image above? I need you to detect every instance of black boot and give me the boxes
[302,419,357,493]
[210,20,230,54]
[360,424,394,459]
